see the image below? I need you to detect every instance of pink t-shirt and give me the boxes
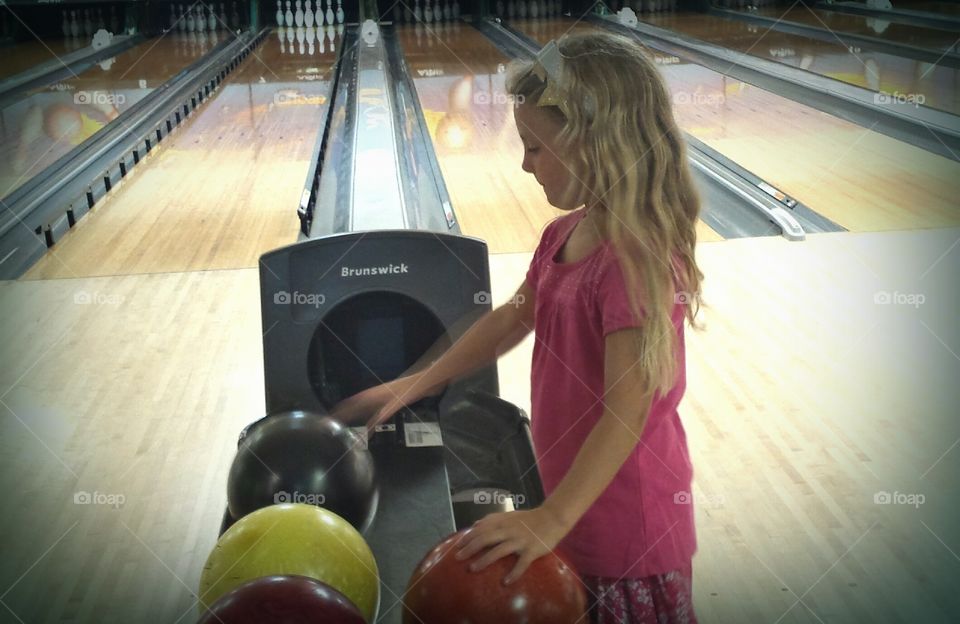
[525,210,697,578]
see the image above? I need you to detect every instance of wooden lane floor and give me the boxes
[0,37,84,81]
[2,33,214,199]
[640,12,960,116]
[3,227,958,621]
[513,18,960,232]
[23,29,341,280]
[0,269,266,623]
[394,23,722,253]
[902,1,960,16]
[749,5,960,52]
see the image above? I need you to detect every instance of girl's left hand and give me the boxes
[455,507,570,585]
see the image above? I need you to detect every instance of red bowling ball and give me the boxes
[197,575,366,624]
[402,530,588,624]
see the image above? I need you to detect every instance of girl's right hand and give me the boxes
[331,374,430,430]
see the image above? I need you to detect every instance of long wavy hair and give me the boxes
[507,32,704,395]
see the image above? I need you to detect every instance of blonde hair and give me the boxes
[507,32,704,396]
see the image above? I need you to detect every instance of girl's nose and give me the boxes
[521,154,534,174]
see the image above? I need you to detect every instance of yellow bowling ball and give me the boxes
[199,503,379,622]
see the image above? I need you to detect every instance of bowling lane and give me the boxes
[748,5,960,52]
[23,28,340,279]
[642,12,960,115]
[0,37,88,80]
[395,23,721,254]
[905,1,960,16]
[1,33,213,199]
[513,18,960,232]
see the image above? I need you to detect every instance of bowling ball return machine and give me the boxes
[221,230,545,622]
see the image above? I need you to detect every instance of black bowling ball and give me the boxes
[227,411,377,532]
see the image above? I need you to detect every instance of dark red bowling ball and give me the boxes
[197,575,366,624]
[402,529,587,624]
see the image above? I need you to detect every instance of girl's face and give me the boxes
[514,103,587,210]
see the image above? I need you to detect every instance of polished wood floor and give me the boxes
[3,229,958,622]
[641,12,960,115]
[2,34,214,199]
[750,4,960,51]
[23,32,340,280]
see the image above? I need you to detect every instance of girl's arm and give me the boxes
[412,280,535,396]
[333,281,535,426]
[456,327,654,583]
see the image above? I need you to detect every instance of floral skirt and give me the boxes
[582,562,697,624]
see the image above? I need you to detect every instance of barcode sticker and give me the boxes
[404,422,443,447]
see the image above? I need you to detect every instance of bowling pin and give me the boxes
[297,26,305,54]
[209,5,217,31]
[285,0,294,26]
[530,0,538,17]
[231,2,240,28]
[220,4,228,29]
[325,0,334,26]
[186,6,195,31]
[414,0,422,21]
[306,24,315,54]
[286,24,295,48]
[327,24,335,52]
[496,0,504,17]
[295,0,303,27]
[335,0,344,24]
[518,0,526,18]
[425,0,433,22]
[276,0,284,26]
[453,0,460,18]
[278,26,285,53]
[305,0,314,27]
[507,0,515,18]
[61,10,70,37]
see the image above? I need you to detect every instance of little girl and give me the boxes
[336,33,703,623]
